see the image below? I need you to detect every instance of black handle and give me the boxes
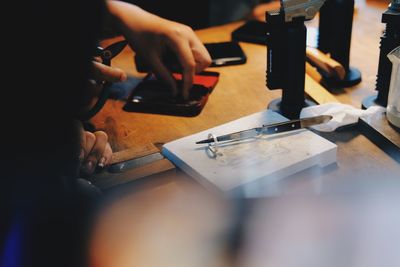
[264,120,302,134]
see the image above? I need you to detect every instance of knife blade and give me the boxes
[195,115,332,144]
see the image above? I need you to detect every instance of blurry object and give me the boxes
[391,0,400,10]
[305,65,340,104]
[306,47,346,80]
[90,180,232,267]
[162,110,337,197]
[386,46,400,128]
[362,0,400,109]
[266,0,327,119]
[237,184,400,267]
[306,62,324,83]
[318,0,362,87]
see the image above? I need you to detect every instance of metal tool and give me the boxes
[107,152,164,173]
[281,0,327,22]
[267,0,327,119]
[80,40,128,121]
[362,0,400,109]
[196,115,332,144]
[95,40,128,66]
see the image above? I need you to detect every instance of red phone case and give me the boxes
[124,71,219,117]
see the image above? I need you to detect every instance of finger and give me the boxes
[147,53,178,97]
[192,47,212,73]
[85,131,108,174]
[168,40,196,100]
[92,61,127,83]
[188,38,212,73]
[99,142,113,167]
[80,132,96,177]
[84,132,96,160]
[77,123,86,163]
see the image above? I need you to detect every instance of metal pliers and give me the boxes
[80,40,128,121]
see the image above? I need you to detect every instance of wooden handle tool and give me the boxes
[306,47,346,80]
[305,63,339,104]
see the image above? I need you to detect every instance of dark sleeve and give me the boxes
[1,176,102,267]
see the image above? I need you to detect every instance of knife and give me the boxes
[195,115,332,144]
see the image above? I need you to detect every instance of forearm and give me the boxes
[101,0,153,38]
[106,1,166,37]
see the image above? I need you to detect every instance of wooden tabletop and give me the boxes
[92,0,399,185]
[89,2,400,266]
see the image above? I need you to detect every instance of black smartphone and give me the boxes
[232,20,268,45]
[205,41,247,66]
[135,41,246,72]
[123,71,220,117]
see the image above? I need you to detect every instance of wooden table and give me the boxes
[93,0,399,184]
[89,2,400,266]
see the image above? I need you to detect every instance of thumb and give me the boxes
[92,61,128,83]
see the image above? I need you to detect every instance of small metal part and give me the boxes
[281,0,327,22]
[207,133,219,158]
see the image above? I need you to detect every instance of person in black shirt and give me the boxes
[0,1,210,267]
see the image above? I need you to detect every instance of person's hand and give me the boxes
[87,60,127,98]
[79,130,113,177]
[91,60,127,84]
[107,1,211,100]
[81,60,128,115]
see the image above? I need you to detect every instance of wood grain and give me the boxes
[90,2,400,267]
[91,1,399,182]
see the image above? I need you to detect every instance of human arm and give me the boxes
[106,1,211,100]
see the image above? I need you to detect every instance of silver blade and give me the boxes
[196,115,332,144]
[196,128,262,144]
[216,128,263,142]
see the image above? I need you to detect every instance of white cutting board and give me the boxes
[162,110,337,195]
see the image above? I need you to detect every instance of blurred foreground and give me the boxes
[90,174,400,267]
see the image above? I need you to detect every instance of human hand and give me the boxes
[108,1,211,100]
[91,60,127,83]
[87,60,127,97]
[80,130,113,177]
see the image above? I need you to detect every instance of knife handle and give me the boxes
[264,120,301,134]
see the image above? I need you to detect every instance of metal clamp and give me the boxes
[206,133,220,158]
